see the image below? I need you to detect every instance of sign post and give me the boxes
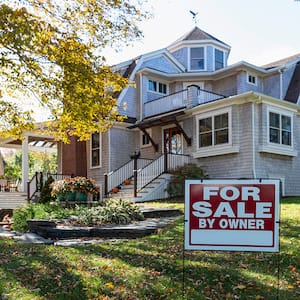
[185,179,280,252]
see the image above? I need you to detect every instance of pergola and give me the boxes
[0,129,59,192]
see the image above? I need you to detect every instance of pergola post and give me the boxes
[21,135,29,192]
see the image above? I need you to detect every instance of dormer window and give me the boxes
[190,47,205,71]
[215,49,224,70]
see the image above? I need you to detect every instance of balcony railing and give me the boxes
[144,86,225,118]
[144,89,188,118]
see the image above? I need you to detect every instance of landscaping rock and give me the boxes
[14,232,54,244]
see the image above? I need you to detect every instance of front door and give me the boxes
[164,127,183,154]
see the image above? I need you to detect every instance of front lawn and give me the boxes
[0,197,299,299]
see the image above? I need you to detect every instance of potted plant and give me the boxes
[51,176,98,202]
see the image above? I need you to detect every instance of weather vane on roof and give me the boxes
[189,10,199,25]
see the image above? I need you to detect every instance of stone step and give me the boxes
[28,216,180,240]
[0,192,27,209]
[26,208,183,240]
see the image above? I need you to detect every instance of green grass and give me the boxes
[0,197,299,299]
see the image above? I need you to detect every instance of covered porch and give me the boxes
[0,129,60,193]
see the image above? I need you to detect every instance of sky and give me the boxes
[105,0,300,67]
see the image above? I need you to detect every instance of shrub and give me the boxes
[11,199,144,231]
[39,176,55,204]
[76,199,144,225]
[12,204,35,232]
[166,163,209,199]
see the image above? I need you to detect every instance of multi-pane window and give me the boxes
[215,49,224,70]
[247,74,257,85]
[198,113,229,147]
[148,79,167,95]
[269,112,291,146]
[91,133,101,167]
[190,47,205,70]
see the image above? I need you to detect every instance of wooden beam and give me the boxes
[173,119,192,146]
[139,127,159,152]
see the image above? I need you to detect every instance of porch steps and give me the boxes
[0,192,28,209]
[106,182,135,201]
[105,173,172,203]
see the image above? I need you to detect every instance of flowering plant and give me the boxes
[51,176,99,197]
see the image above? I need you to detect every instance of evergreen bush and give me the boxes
[166,163,209,199]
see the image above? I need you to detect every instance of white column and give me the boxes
[21,135,29,192]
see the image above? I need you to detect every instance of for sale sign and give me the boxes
[185,180,280,252]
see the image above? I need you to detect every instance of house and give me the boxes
[61,27,300,199]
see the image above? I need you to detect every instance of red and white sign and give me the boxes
[185,180,280,252]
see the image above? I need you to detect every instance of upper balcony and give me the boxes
[144,85,226,118]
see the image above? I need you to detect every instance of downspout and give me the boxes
[139,73,143,121]
[279,68,284,100]
[252,102,257,179]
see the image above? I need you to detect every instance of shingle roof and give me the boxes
[261,53,300,70]
[285,61,300,103]
[169,26,230,48]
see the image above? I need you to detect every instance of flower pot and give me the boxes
[76,192,87,202]
[66,192,76,201]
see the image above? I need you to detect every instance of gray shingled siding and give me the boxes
[255,103,300,196]
[118,86,137,118]
[192,103,254,179]
[212,75,237,96]
[171,48,188,69]
[140,126,163,159]
[236,71,262,94]
[110,127,138,170]
[139,56,180,74]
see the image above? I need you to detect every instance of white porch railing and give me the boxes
[136,153,191,193]
[105,158,152,195]
[197,88,225,104]
[144,86,225,118]
[144,89,188,118]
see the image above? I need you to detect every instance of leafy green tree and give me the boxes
[4,151,57,180]
[0,1,148,142]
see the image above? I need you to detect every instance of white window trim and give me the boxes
[140,128,152,148]
[194,107,237,157]
[90,133,102,169]
[147,78,168,95]
[188,46,206,71]
[183,82,204,90]
[267,107,293,147]
[247,73,257,86]
[214,48,225,71]
[258,107,296,157]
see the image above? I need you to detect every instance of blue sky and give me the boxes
[106,0,300,66]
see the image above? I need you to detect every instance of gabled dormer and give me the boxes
[167,27,231,72]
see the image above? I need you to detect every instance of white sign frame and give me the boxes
[185,179,280,252]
